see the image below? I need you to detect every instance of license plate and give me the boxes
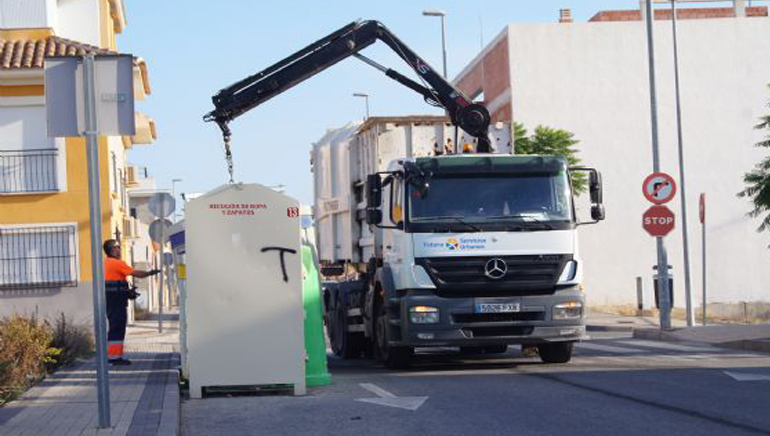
[474,303,521,313]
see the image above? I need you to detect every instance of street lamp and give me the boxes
[422,9,448,78]
[171,178,182,222]
[353,93,370,119]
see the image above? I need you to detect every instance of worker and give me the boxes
[103,239,160,365]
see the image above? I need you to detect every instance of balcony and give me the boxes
[0,149,59,194]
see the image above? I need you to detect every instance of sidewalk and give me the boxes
[0,315,180,436]
[586,311,770,353]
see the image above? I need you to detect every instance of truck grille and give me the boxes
[415,255,570,297]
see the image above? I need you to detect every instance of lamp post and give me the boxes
[352,93,370,119]
[422,9,448,78]
[171,178,182,222]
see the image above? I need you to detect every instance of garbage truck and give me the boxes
[204,20,605,368]
[312,116,605,368]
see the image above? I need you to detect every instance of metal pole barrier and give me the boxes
[83,53,111,428]
[636,276,644,314]
[702,201,707,325]
[670,0,694,327]
[644,0,672,330]
[158,203,164,333]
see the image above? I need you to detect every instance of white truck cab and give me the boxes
[313,117,604,368]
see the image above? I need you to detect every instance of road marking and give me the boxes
[359,383,397,398]
[356,383,428,411]
[576,342,645,354]
[616,340,714,353]
[723,371,770,382]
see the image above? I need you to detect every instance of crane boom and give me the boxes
[204,20,492,158]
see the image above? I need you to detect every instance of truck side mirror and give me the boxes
[589,170,603,204]
[366,174,382,209]
[591,204,606,221]
[366,209,382,225]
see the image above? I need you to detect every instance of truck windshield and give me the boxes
[408,173,573,224]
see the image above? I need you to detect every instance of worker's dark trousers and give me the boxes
[105,284,128,360]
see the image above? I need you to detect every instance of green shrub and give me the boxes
[0,313,93,406]
[0,315,56,405]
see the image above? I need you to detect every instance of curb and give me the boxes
[631,328,676,341]
[719,339,770,353]
[632,328,770,353]
[586,324,635,332]
[158,354,181,436]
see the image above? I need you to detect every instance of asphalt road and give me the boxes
[182,332,770,436]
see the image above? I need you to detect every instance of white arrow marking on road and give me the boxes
[356,383,428,411]
[723,371,770,382]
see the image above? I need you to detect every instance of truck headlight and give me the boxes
[552,301,583,320]
[409,305,439,324]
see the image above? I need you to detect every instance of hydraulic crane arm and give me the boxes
[204,20,491,153]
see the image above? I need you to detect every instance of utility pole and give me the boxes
[644,0,672,330]
[670,0,694,327]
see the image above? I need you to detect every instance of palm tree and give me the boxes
[514,123,587,195]
[738,87,770,240]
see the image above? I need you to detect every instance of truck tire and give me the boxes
[375,302,413,369]
[460,345,508,355]
[537,341,574,364]
[330,299,363,359]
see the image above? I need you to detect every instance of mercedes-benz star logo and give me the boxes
[484,258,508,280]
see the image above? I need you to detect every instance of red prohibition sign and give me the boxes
[643,172,677,204]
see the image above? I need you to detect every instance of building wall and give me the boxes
[0,0,55,28]
[54,0,101,47]
[500,18,770,305]
[454,28,512,122]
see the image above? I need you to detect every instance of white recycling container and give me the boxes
[185,183,305,398]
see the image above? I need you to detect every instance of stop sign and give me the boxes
[643,206,675,237]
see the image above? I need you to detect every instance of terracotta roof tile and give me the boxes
[0,36,117,69]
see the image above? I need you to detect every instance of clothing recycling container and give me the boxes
[185,183,306,398]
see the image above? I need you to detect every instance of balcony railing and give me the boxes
[0,148,59,194]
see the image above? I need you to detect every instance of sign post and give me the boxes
[700,193,707,325]
[149,193,175,333]
[45,53,135,429]
[642,171,677,330]
[83,54,111,429]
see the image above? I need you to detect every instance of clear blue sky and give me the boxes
[118,0,639,205]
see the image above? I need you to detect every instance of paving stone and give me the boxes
[0,318,180,436]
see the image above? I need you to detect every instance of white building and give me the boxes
[454,2,770,307]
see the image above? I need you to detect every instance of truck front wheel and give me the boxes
[375,302,413,369]
[537,341,574,364]
[330,299,363,359]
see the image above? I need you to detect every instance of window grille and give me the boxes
[0,149,59,194]
[0,225,78,289]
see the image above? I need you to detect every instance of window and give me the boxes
[409,173,574,223]
[0,225,78,289]
[112,152,118,193]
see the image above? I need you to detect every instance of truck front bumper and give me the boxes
[391,286,587,347]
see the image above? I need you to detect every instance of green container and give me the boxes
[301,244,332,386]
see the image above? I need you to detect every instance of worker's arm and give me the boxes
[132,269,160,279]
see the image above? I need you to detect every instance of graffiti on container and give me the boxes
[261,246,298,282]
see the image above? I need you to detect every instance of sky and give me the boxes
[118,0,643,205]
